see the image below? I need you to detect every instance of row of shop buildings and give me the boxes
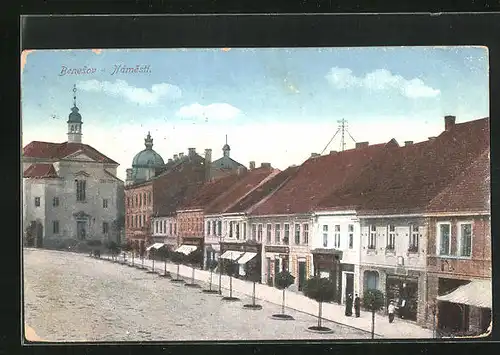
[124,115,491,336]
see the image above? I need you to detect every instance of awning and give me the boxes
[146,243,166,251]
[437,279,491,309]
[175,244,198,255]
[237,252,257,265]
[220,250,243,260]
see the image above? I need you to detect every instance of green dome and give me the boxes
[132,149,165,168]
[67,106,82,123]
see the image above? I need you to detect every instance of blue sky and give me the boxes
[21,47,489,179]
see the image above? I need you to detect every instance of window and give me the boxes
[266,224,272,243]
[102,222,109,234]
[243,223,247,239]
[127,197,130,207]
[275,224,281,243]
[135,195,138,207]
[52,221,59,234]
[102,199,108,208]
[348,224,354,249]
[163,221,167,234]
[53,197,59,207]
[284,224,290,244]
[303,223,309,244]
[148,192,151,205]
[229,222,234,238]
[212,221,216,236]
[207,221,211,235]
[409,225,419,252]
[160,220,164,233]
[368,225,377,249]
[236,223,240,240]
[294,224,301,244]
[387,225,395,250]
[334,225,341,248]
[76,180,86,202]
[34,197,40,207]
[143,193,146,207]
[323,225,328,247]
[217,221,222,236]
[155,221,159,233]
[257,224,263,242]
[458,223,472,257]
[174,223,177,235]
[438,223,451,256]
[251,224,257,240]
[169,223,173,235]
[139,194,142,207]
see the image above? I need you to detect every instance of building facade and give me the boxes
[23,85,124,248]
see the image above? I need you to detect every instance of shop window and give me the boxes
[364,270,379,290]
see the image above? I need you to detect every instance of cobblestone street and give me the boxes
[23,249,374,342]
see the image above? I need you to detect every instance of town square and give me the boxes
[21,47,491,341]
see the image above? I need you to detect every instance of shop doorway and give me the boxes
[343,272,354,304]
[385,275,418,321]
[298,261,306,291]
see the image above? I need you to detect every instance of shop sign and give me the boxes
[265,246,289,254]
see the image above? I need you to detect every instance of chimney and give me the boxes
[168,158,173,163]
[173,154,178,160]
[404,141,413,146]
[261,162,271,169]
[204,149,212,181]
[310,153,320,158]
[355,142,369,149]
[179,152,184,159]
[444,115,456,131]
[428,137,436,141]
[188,148,196,157]
[249,161,256,170]
[329,150,337,155]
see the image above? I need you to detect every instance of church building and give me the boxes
[22,85,125,248]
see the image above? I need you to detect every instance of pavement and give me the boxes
[108,253,433,339]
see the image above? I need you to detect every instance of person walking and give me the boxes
[345,293,353,316]
[388,301,396,323]
[354,294,361,318]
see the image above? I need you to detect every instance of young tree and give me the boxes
[221,257,240,301]
[185,249,202,288]
[302,276,336,331]
[105,241,119,261]
[272,270,295,320]
[121,242,132,265]
[202,259,219,294]
[169,251,185,282]
[156,246,171,278]
[363,289,385,339]
[243,260,263,310]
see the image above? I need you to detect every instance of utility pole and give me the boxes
[340,118,345,152]
[320,119,357,155]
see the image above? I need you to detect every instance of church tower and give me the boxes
[67,84,83,143]
[222,134,230,158]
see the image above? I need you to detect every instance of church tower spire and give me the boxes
[222,134,230,157]
[67,84,83,143]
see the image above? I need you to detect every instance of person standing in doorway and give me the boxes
[354,294,361,318]
[345,293,353,316]
[388,301,396,323]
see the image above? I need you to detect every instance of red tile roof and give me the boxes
[318,117,490,215]
[179,173,244,210]
[204,167,278,214]
[226,166,300,214]
[426,149,490,213]
[250,140,397,216]
[23,141,118,165]
[23,164,59,178]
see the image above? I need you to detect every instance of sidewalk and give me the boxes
[103,254,433,339]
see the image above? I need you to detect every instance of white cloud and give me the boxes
[77,79,182,105]
[325,67,440,98]
[176,103,241,121]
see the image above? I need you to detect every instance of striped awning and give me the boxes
[237,252,257,265]
[146,243,165,251]
[220,250,243,261]
[175,244,198,255]
[437,279,491,309]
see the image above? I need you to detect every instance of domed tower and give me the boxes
[222,134,230,157]
[128,132,165,184]
[67,84,83,143]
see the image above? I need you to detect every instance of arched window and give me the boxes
[364,270,380,291]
